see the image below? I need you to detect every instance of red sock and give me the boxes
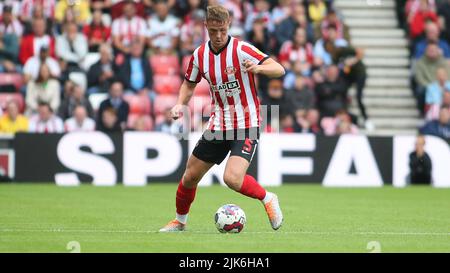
[176,180,197,215]
[239,175,266,200]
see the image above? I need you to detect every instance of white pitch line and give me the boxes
[0,228,449,236]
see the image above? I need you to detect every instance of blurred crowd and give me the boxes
[0,0,397,137]
[396,0,450,139]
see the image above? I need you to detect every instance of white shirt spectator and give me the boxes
[112,16,147,47]
[0,18,23,37]
[147,15,180,50]
[64,116,96,132]
[29,114,64,133]
[23,56,61,80]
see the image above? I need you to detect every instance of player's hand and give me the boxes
[242,59,260,74]
[170,104,184,120]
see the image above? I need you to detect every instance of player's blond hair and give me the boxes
[206,5,230,23]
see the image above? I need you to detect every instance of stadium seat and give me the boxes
[0,73,23,93]
[153,74,182,95]
[123,93,151,115]
[88,93,109,112]
[153,94,178,116]
[127,114,153,131]
[0,93,25,113]
[150,54,180,75]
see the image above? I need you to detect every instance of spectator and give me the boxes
[408,0,438,41]
[147,0,180,54]
[0,31,20,73]
[315,65,348,117]
[247,15,271,55]
[313,24,348,66]
[155,108,183,134]
[55,0,91,25]
[0,5,23,37]
[130,115,152,131]
[64,105,96,132]
[437,0,450,41]
[261,78,294,131]
[322,109,359,136]
[270,0,291,27]
[425,67,450,119]
[276,2,314,51]
[409,135,432,184]
[278,27,314,73]
[420,106,450,139]
[98,106,122,132]
[0,1,21,16]
[287,75,315,112]
[244,0,274,34]
[415,43,450,113]
[28,101,64,133]
[91,0,113,13]
[319,9,350,42]
[180,9,208,56]
[279,113,295,133]
[414,22,450,59]
[19,0,56,23]
[293,109,322,134]
[0,100,28,134]
[83,9,112,52]
[111,0,147,54]
[87,44,115,94]
[23,46,61,82]
[333,44,372,130]
[97,81,129,131]
[58,84,94,120]
[25,64,61,115]
[308,0,327,24]
[56,22,89,73]
[19,18,56,65]
[116,40,154,94]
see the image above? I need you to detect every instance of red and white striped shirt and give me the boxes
[185,36,268,131]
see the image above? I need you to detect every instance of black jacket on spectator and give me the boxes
[409,151,432,184]
[87,60,115,93]
[96,98,129,131]
[116,56,153,92]
[315,79,348,117]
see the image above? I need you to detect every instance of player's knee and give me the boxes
[223,171,242,191]
[182,169,201,187]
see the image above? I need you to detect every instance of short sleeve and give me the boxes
[184,52,201,83]
[240,41,269,65]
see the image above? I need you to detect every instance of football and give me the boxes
[214,204,246,233]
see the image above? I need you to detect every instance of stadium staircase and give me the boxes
[335,0,421,135]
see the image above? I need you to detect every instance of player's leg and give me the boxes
[223,139,283,230]
[159,154,214,232]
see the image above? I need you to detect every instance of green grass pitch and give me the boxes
[0,184,449,253]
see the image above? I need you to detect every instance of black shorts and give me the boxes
[192,128,259,165]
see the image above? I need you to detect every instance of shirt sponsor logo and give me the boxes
[211,80,241,97]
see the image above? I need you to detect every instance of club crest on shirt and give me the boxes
[224,66,237,75]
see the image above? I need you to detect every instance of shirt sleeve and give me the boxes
[239,41,269,65]
[184,51,201,83]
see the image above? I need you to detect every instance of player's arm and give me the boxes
[170,80,197,120]
[243,57,285,78]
